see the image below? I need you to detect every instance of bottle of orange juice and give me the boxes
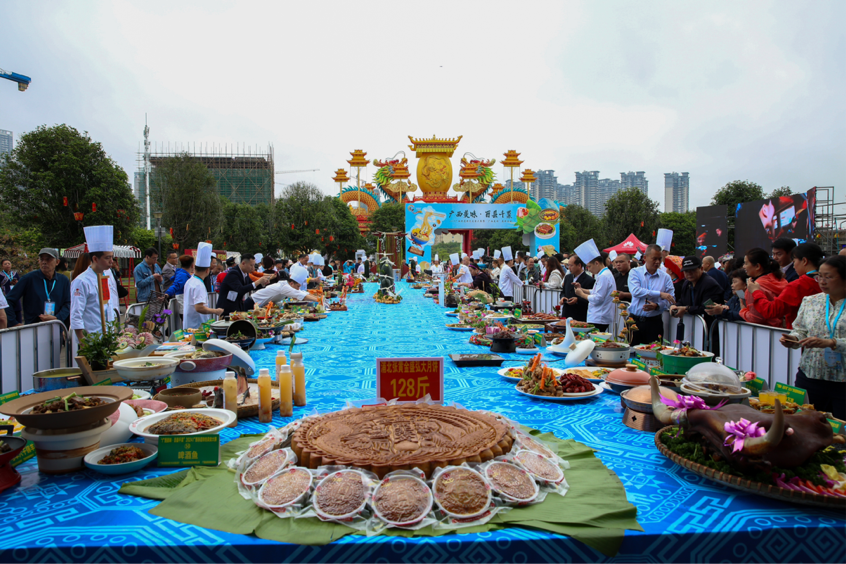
[257,368,273,423]
[291,352,306,407]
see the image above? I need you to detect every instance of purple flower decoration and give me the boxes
[724,418,765,453]
[162,309,173,316]
[660,394,727,412]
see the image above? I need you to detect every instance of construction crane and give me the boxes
[1,68,31,91]
[275,169,319,175]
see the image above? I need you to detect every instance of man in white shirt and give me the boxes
[628,244,675,345]
[573,240,615,332]
[183,243,223,330]
[70,225,119,359]
[249,269,319,307]
[356,260,365,275]
[498,246,522,301]
[457,255,474,285]
[431,258,444,276]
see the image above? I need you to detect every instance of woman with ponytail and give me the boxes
[747,243,823,329]
[740,247,789,326]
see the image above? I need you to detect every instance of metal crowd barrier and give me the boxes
[167,292,218,334]
[714,319,801,388]
[0,320,70,394]
[663,313,709,352]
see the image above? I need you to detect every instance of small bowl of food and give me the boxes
[84,442,158,475]
[156,388,202,409]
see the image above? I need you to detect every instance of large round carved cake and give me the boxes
[291,404,514,477]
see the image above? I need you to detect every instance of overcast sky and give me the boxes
[2,1,843,211]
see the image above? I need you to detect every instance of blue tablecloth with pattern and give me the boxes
[1,283,844,563]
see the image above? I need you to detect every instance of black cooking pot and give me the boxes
[490,337,518,354]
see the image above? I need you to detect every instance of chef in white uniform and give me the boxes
[574,239,616,332]
[70,225,119,360]
[250,268,319,307]
[183,242,223,330]
[498,246,522,301]
[431,255,444,277]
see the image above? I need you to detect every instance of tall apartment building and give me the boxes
[0,130,13,159]
[574,171,599,214]
[664,172,690,212]
[532,169,558,201]
[620,171,648,195]
[556,184,578,206]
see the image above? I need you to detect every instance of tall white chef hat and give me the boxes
[635,250,643,261]
[290,264,308,285]
[254,253,263,264]
[574,239,600,265]
[472,249,481,260]
[501,246,513,261]
[494,249,501,259]
[434,254,439,262]
[608,250,618,261]
[196,242,213,268]
[449,253,459,264]
[461,253,468,259]
[308,253,319,264]
[84,225,113,253]
[477,248,485,258]
[656,228,673,251]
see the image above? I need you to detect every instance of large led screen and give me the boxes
[695,205,728,259]
[735,188,816,256]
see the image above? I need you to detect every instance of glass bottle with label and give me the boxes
[291,352,306,407]
[223,370,238,427]
[257,368,273,423]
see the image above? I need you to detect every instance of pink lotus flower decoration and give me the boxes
[724,418,765,453]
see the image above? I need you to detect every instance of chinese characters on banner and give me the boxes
[376,357,444,402]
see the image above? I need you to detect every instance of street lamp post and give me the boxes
[153,211,163,261]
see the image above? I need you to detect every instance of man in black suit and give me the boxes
[559,255,594,322]
[217,254,270,317]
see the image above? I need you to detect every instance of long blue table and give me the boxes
[1,283,844,563]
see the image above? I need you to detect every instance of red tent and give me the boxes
[604,234,647,254]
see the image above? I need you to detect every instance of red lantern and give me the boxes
[169,228,174,237]
[74,212,84,222]
[92,203,97,212]
[291,224,295,230]
[329,236,334,242]
[172,243,179,249]
[305,221,308,226]
[640,221,644,227]
[321,238,324,242]
[316,229,320,235]
[63,197,68,207]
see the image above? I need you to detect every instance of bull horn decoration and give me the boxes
[650,376,687,426]
[741,398,786,455]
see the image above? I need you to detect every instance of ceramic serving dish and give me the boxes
[0,386,131,430]
[83,442,158,475]
[112,357,178,381]
[129,408,236,445]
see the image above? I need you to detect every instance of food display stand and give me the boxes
[1,283,844,564]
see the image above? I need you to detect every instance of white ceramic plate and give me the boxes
[84,442,158,475]
[129,408,236,445]
[514,383,603,401]
[515,347,539,354]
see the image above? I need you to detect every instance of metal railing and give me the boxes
[663,313,709,352]
[714,319,801,388]
[0,320,70,394]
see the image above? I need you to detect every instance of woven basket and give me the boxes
[654,426,846,509]
[169,378,281,419]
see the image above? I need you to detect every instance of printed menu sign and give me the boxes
[157,435,220,467]
[774,382,807,404]
[376,357,444,402]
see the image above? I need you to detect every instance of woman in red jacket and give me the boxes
[746,243,822,329]
[740,248,788,326]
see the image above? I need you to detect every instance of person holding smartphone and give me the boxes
[779,255,846,419]
[706,269,748,322]
[747,243,822,330]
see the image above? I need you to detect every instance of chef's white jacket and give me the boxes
[183,275,212,330]
[586,267,616,325]
[250,281,309,307]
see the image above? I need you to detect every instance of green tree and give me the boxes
[558,205,605,253]
[0,124,140,248]
[367,202,406,234]
[130,227,173,258]
[0,227,43,274]
[768,186,793,198]
[215,200,269,257]
[711,180,765,249]
[659,211,697,256]
[602,188,662,247]
[274,182,330,256]
[151,153,223,253]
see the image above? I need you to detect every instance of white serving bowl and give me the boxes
[112,357,178,381]
[128,408,236,445]
[84,442,158,475]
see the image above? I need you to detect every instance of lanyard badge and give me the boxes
[824,299,844,368]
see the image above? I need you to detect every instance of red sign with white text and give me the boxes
[376,357,444,402]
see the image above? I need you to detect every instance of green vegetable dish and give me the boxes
[660,427,846,487]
